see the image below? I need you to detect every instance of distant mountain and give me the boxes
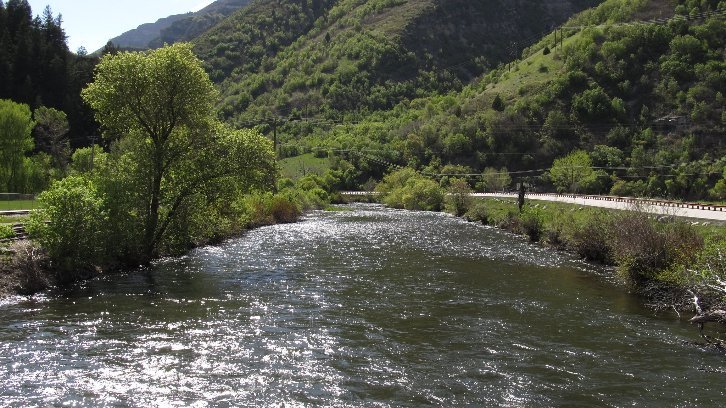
[106,0,252,50]
[107,14,189,50]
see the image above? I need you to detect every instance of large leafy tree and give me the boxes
[83,43,275,261]
[0,98,34,192]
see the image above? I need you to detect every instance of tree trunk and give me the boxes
[143,148,164,263]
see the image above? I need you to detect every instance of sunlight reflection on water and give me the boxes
[0,204,723,406]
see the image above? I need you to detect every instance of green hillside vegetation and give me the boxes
[193,0,601,126]
[267,0,725,200]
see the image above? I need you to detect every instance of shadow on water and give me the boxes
[0,204,723,407]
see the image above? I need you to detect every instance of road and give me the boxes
[474,193,726,222]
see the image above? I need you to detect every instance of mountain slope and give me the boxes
[282,0,725,199]
[107,14,188,50]
[107,0,251,50]
[193,0,602,125]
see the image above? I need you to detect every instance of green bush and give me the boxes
[465,201,490,224]
[0,224,13,239]
[565,210,613,264]
[400,178,444,211]
[378,168,444,211]
[26,176,108,281]
[519,208,544,242]
[445,178,473,216]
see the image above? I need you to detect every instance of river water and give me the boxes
[0,204,723,407]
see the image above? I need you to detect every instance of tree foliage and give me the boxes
[549,150,596,193]
[82,43,275,261]
[0,1,99,145]
[33,106,70,172]
[0,99,34,192]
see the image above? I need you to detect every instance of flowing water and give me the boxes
[0,204,723,407]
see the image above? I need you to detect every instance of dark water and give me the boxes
[0,204,723,407]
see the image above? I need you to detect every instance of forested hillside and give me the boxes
[193,0,602,125]
[0,0,98,146]
[230,0,724,200]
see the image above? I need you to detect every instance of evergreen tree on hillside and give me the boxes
[0,0,98,147]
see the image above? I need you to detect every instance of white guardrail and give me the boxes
[521,193,726,213]
[343,191,726,213]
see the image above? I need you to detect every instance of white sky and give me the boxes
[26,0,214,52]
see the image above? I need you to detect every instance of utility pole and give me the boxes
[270,117,278,160]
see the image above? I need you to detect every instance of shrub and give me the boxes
[25,176,108,281]
[609,209,703,283]
[10,240,51,295]
[445,178,473,216]
[378,168,444,211]
[671,239,726,303]
[400,178,444,211]
[519,208,544,242]
[0,224,13,239]
[269,194,301,224]
[565,210,613,264]
[465,201,490,224]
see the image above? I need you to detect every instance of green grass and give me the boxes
[0,215,28,224]
[278,153,332,180]
[0,200,37,211]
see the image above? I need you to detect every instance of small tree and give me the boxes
[478,167,511,192]
[445,178,473,216]
[492,94,505,112]
[0,99,34,192]
[549,150,596,193]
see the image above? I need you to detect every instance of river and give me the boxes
[0,204,723,406]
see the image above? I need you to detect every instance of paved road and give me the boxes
[474,193,726,222]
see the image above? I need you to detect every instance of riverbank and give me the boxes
[372,168,726,338]
[465,197,726,321]
[0,187,336,299]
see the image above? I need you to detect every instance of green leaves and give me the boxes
[81,44,275,261]
[82,43,218,143]
[26,175,108,278]
[0,99,34,192]
[548,150,597,194]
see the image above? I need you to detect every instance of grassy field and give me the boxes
[278,153,332,180]
[0,200,37,211]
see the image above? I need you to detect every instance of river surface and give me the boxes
[0,204,723,407]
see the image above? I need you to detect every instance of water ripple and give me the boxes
[0,204,723,407]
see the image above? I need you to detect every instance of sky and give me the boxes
[26,0,215,52]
